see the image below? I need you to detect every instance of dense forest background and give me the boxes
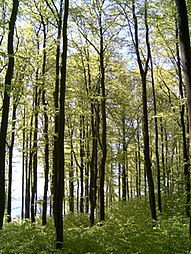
[1,0,191,253]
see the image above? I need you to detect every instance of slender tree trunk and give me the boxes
[165,129,170,196]
[88,53,99,226]
[89,107,96,226]
[132,0,156,220]
[99,11,107,222]
[144,165,147,196]
[80,47,90,215]
[7,102,17,222]
[150,53,162,213]
[80,37,100,224]
[69,128,74,213]
[122,115,127,201]
[160,118,166,190]
[118,162,121,200]
[126,160,129,200]
[41,20,49,226]
[21,106,26,220]
[76,167,79,212]
[31,68,39,224]
[80,115,85,213]
[0,0,19,229]
[55,0,69,248]
[130,172,133,198]
[175,18,190,217]
[53,0,63,228]
[137,127,141,196]
[135,151,139,197]
[174,0,191,249]
[25,115,33,219]
[85,125,90,214]
[31,26,41,223]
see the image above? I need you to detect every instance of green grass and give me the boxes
[0,198,189,253]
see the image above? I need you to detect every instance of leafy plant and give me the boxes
[0,198,189,253]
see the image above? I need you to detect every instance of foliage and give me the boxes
[0,198,189,253]
[0,0,191,251]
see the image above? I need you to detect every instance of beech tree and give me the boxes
[175,17,190,217]
[131,0,156,220]
[54,0,69,249]
[0,0,19,229]
[174,0,191,249]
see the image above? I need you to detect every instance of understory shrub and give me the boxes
[0,198,189,253]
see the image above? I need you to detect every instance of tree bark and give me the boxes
[132,0,156,220]
[150,53,162,213]
[118,162,121,200]
[52,0,63,228]
[99,9,107,222]
[0,0,19,229]
[69,127,74,213]
[21,106,26,220]
[122,115,127,201]
[55,0,69,249]
[137,125,141,196]
[31,72,39,224]
[7,102,17,222]
[175,17,190,217]
[85,125,90,214]
[25,115,33,219]
[174,0,191,249]
[80,115,85,213]
[40,19,49,226]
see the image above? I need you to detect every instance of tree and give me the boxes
[131,0,156,220]
[174,0,191,249]
[31,27,40,224]
[54,0,69,249]
[98,0,107,222]
[7,101,17,222]
[45,0,63,228]
[150,47,162,213]
[175,17,190,217]
[0,0,19,229]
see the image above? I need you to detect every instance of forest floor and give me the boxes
[0,197,189,253]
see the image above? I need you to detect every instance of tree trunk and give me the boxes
[99,10,107,222]
[41,20,49,226]
[174,0,191,249]
[89,105,97,226]
[132,0,156,220]
[88,54,99,226]
[76,166,79,211]
[118,162,121,200]
[55,0,69,249]
[137,126,141,196]
[150,53,162,213]
[21,106,26,220]
[0,0,19,229]
[85,124,90,214]
[69,127,74,213]
[53,0,63,228]
[7,102,17,222]
[126,160,129,200]
[175,17,190,217]
[25,115,33,219]
[135,151,139,197]
[80,115,85,213]
[160,118,166,190]
[31,67,39,224]
[122,115,127,201]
